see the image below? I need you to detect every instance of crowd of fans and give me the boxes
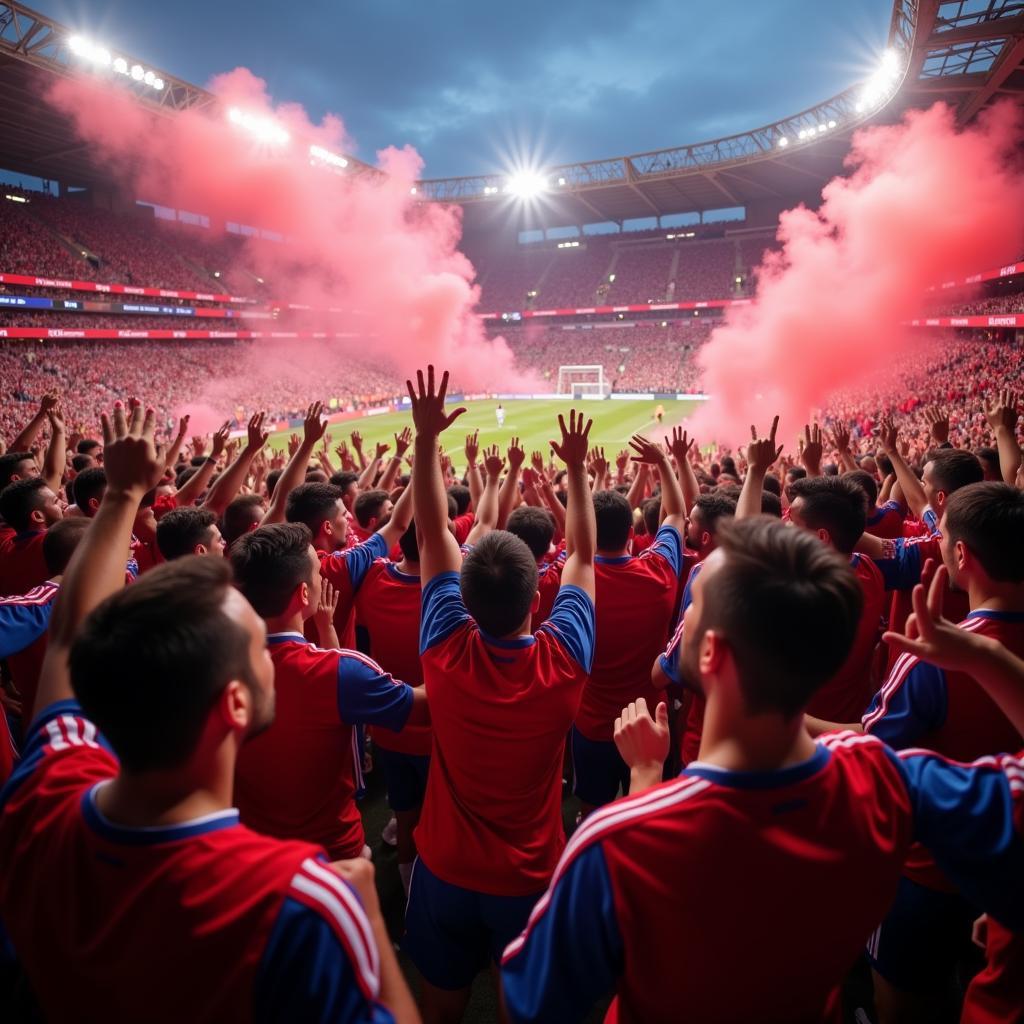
[0,329,1022,1022]
[930,292,1024,316]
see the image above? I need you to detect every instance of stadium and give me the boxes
[1,0,1024,1021]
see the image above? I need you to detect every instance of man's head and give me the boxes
[448,485,472,517]
[922,449,983,516]
[222,493,267,547]
[642,497,661,538]
[461,530,539,637]
[76,438,102,462]
[941,482,1024,589]
[686,493,736,557]
[42,517,90,576]
[0,451,39,491]
[156,507,224,560]
[71,467,107,518]
[788,476,868,555]
[70,453,96,475]
[329,471,360,512]
[593,490,633,553]
[506,506,556,562]
[285,482,348,551]
[0,477,63,533]
[974,447,1001,483]
[677,518,862,718]
[230,522,320,622]
[398,519,420,564]
[353,489,393,531]
[842,469,878,510]
[71,557,273,773]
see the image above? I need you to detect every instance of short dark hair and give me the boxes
[506,506,556,559]
[461,530,538,637]
[944,482,1024,582]
[71,453,95,473]
[593,490,633,551]
[0,477,49,531]
[0,451,35,490]
[222,493,266,546]
[642,497,661,537]
[43,517,89,575]
[875,453,893,478]
[927,449,983,496]
[156,507,218,560]
[72,467,107,513]
[700,518,862,717]
[789,475,867,555]
[843,469,878,509]
[265,468,283,498]
[285,482,343,535]
[230,523,314,618]
[71,558,255,772]
[330,471,359,493]
[448,485,471,516]
[974,447,1000,477]
[760,491,783,518]
[761,474,781,497]
[76,439,101,456]
[398,519,420,562]
[692,493,737,536]
[354,489,389,528]
[786,466,807,483]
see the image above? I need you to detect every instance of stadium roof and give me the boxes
[1,0,1022,230]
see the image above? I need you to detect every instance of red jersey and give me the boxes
[0,580,59,726]
[805,554,885,723]
[864,500,905,539]
[0,701,391,1023]
[416,572,595,896]
[962,917,1024,1024]
[0,530,47,596]
[529,550,565,632]
[317,532,388,649]
[355,559,430,757]
[576,526,684,742]
[452,511,475,545]
[234,632,413,859]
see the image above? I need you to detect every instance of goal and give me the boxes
[557,364,611,399]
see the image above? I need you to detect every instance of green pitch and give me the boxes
[267,398,703,462]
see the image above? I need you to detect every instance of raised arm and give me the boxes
[42,402,67,494]
[378,428,411,493]
[800,423,823,479]
[408,366,466,583]
[350,430,368,471]
[878,417,929,521]
[625,462,650,512]
[9,393,58,454]
[357,441,388,491]
[163,415,190,471]
[536,469,567,539]
[34,401,164,712]
[737,417,783,520]
[176,423,229,507]
[666,427,700,513]
[829,423,859,474]
[375,475,414,549]
[466,446,503,545]
[262,402,328,525]
[465,432,483,509]
[551,410,596,600]
[203,413,269,517]
[629,433,685,533]
[985,389,1022,487]
[497,437,525,528]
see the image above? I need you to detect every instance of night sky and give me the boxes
[31,0,892,179]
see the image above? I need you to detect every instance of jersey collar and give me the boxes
[683,744,831,790]
[595,554,632,565]
[82,783,240,845]
[385,562,420,583]
[966,609,1024,622]
[266,631,309,644]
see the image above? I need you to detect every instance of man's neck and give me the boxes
[967,578,1024,615]
[396,558,420,576]
[265,611,306,636]
[596,546,630,560]
[97,763,234,828]
[697,694,817,774]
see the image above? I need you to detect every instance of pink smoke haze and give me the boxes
[44,69,533,417]
[690,100,1024,446]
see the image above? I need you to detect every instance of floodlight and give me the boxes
[113,57,128,74]
[505,170,548,199]
[143,70,154,85]
[154,78,165,91]
[309,144,348,168]
[828,120,837,129]
[798,129,807,140]
[777,136,789,148]
[229,108,290,146]
[557,177,566,186]
[68,35,86,55]
[130,64,144,81]
[410,186,417,195]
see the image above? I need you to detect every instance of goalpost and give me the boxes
[557,364,611,399]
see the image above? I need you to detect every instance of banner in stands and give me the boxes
[479,298,750,320]
[909,315,1023,328]
[0,272,253,304]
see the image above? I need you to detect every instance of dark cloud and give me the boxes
[33,0,892,177]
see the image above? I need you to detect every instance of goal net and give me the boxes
[557,364,611,399]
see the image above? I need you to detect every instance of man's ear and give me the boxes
[217,679,252,733]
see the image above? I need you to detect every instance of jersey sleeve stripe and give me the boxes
[861,652,917,730]
[503,777,711,963]
[289,861,380,998]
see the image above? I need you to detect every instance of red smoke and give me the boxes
[689,100,1024,445]
[44,68,530,408]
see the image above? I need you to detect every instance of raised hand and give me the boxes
[176,414,190,440]
[406,365,467,438]
[747,416,784,474]
[531,449,546,473]
[40,392,60,417]
[191,434,207,458]
[507,436,526,470]
[550,408,592,466]
[590,445,608,478]
[245,412,268,451]
[665,425,693,466]
[101,400,163,498]
[613,697,670,772]
[829,422,851,455]
[374,441,391,461]
[483,444,505,478]
[800,422,823,474]
[628,433,668,466]
[350,430,364,453]
[287,433,301,457]
[299,402,326,449]
[876,417,899,456]
[224,437,240,462]
[615,448,630,471]
[465,430,480,465]
[45,400,66,435]
[314,577,341,637]
[394,426,413,458]
[924,405,950,445]
[211,422,231,459]
[984,389,1020,433]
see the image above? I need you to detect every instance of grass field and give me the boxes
[267,398,703,463]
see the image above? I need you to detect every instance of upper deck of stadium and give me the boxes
[1,0,1023,234]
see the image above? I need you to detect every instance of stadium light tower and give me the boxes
[504,169,548,199]
[855,48,902,112]
[227,107,290,146]
[67,35,164,90]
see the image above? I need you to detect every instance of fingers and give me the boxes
[927,563,948,621]
[101,412,114,447]
[654,701,669,730]
[113,401,127,439]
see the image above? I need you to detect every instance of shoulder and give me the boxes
[0,581,60,607]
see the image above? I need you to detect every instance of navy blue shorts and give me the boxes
[867,875,977,992]
[403,858,543,990]
[571,725,629,807]
[378,748,430,813]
